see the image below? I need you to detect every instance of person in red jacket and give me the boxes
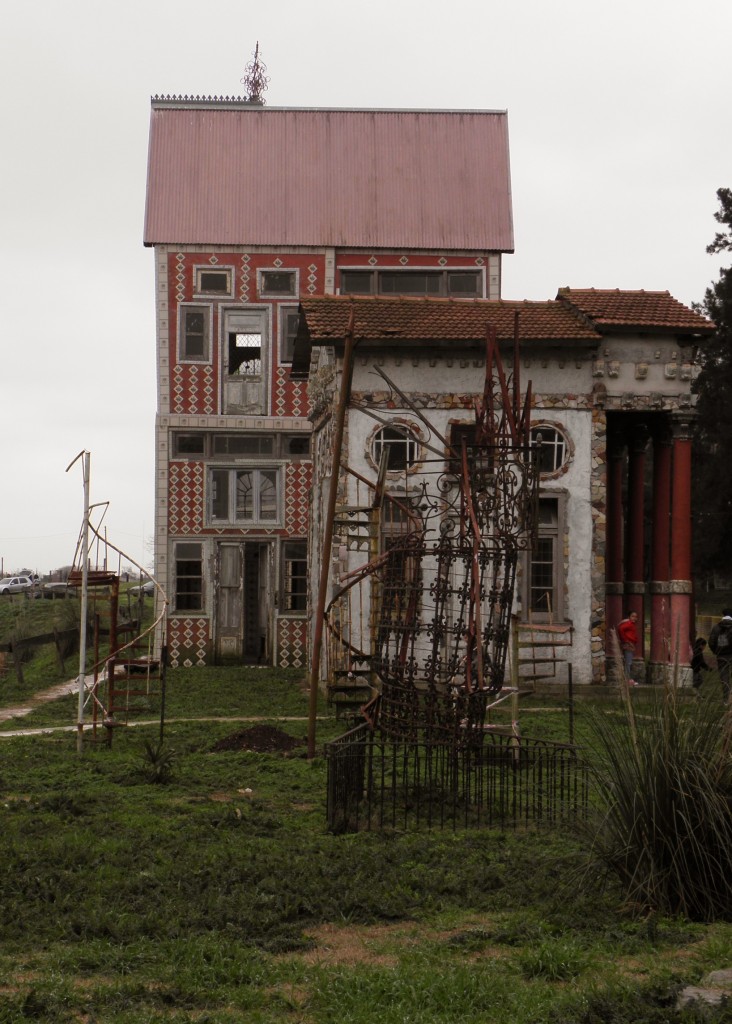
[617,611,640,686]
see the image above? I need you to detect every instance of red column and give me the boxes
[649,426,672,672]
[670,415,694,668]
[624,429,648,657]
[605,428,625,632]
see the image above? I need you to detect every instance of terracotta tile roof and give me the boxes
[292,295,598,378]
[299,295,599,342]
[557,288,715,334]
[144,104,513,251]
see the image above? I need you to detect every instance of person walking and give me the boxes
[617,611,640,686]
[708,610,732,700]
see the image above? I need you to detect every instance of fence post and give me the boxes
[10,642,24,688]
[53,628,66,674]
[568,662,574,746]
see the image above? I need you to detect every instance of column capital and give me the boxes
[671,411,696,442]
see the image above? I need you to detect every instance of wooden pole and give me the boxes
[307,312,356,759]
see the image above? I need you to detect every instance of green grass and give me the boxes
[0,671,730,1021]
[0,586,159,709]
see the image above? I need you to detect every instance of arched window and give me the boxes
[371,425,420,472]
[530,425,569,475]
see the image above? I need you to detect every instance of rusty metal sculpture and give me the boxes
[325,322,539,747]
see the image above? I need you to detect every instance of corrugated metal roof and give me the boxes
[144,104,513,251]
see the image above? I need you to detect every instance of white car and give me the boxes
[0,575,36,595]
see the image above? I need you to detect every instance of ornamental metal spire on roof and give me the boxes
[241,42,269,105]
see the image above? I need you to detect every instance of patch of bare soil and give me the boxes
[295,923,406,967]
[210,724,302,754]
[286,917,505,968]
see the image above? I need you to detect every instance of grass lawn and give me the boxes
[0,668,730,1022]
[0,586,157,710]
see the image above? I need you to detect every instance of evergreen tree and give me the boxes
[693,188,732,583]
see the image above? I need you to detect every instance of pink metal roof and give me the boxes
[144,103,513,252]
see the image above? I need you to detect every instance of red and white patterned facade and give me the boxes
[145,102,513,667]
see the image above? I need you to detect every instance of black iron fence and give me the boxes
[326,722,588,833]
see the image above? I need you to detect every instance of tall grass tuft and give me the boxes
[583,667,732,921]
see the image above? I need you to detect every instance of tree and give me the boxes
[693,188,732,583]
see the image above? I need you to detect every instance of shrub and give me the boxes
[140,739,175,784]
[582,686,732,920]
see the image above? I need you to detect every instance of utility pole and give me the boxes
[66,450,90,754]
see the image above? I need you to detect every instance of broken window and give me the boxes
[223,310,268,415]
[285,434,310,458]
[228,331,262,376]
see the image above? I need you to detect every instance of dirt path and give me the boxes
[0,676,323,738]
[0,677,83,724]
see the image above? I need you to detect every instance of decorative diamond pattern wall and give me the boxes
[240,253,251,302]
[285,463,311,534]
[169,462,204,533]
[278,618,306,668]
[168,617,209,668]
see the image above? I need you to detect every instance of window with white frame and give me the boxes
[279,306,299,363]
[213,435,274,457]
[194,267,233,296]
[530,425,569,475]
[179,306,210,361]
[229,331,261,375]
[371,424,421,472]
[224,309,268,415]
[174,542,203,612]
[340,269,483,298]
[174,434,206,457]
[282,540,307,613]
[259,270,298,297]
[523,496,564,620]
[209,468,281,525]
[171,432,310,461]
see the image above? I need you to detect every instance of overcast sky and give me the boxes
[2,0,730,576]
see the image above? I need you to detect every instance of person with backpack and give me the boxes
[708,609,732,700]
[617,611,640,686]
